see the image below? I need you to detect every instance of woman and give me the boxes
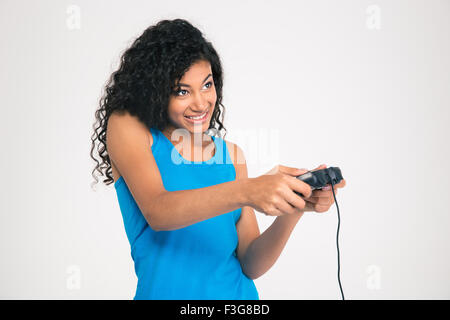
[90,18,346,300]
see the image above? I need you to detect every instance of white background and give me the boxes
[0,0,449,299]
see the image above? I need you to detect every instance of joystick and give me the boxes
[295,166,345,300]
[295,167,343,196]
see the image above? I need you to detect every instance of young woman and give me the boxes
[90,19,346,300]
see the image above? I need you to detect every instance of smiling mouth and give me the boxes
[184,110,209,122]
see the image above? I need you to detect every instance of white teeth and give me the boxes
[186,112,206,120]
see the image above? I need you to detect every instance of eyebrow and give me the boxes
[177,74,212,88]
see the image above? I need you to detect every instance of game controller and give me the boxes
[295,166,345,299]
[295,167,343,196]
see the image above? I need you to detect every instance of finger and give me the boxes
[336,179,346,188]
[303,201,315,212]
[305,196,317,204]
[314,204,330,213]
[269,207,284,216]
[287,176,313,199]
[278,165,309,177]
[262,206,283,216]
[311,164,327,172]
[306,194,334,207]
[324,179,346,190]
[284,189,307,211]
[311,189,338,198]
[321,184,341,192]
[275,197,299,215]
[315,196,335,206]
[308,191,337,207]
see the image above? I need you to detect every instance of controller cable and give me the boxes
[330,180,345,300]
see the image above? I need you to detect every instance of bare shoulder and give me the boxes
[108,110,153,147]
[106,110,165,223]
[224,140,247,178]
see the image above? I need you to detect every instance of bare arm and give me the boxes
[106,111,251,231]
[107,112,312,234]
[148,179,250,231]
[230,143,304,280]
[238,164,344,280]
[240,213,303,279]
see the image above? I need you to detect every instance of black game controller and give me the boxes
[294,166,346,299]
[295,167,343,197]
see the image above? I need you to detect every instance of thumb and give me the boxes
[278,165,309,177]
[295,168,309,176]
[311,164,327,172]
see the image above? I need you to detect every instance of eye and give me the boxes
[204,81,213,89]
[176,89,188,96]
[174,81,213,97]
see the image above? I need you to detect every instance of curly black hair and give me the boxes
[90,19,227,189]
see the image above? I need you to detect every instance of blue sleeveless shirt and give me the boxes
[114,127,259,300]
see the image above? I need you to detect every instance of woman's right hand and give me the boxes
[246,165,313,216]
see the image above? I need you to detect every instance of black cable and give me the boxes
[330,181,345,300]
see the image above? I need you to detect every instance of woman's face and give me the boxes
[167,60,217,137]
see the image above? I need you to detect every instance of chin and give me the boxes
[185,123,210,134]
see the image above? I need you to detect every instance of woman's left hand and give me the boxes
[302,164,346,213]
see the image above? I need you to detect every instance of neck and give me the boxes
[163,126,211,148]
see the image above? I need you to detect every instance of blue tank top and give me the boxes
[114,127,259,300]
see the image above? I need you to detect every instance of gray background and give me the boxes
[1,0,449,299]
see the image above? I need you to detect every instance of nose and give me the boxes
[190,92,209,113]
